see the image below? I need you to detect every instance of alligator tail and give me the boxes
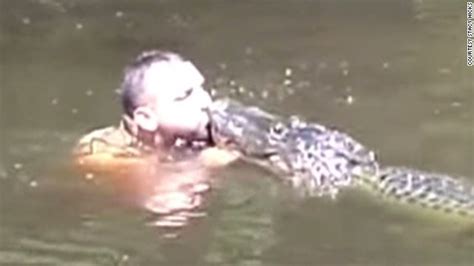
[358,166,474,218]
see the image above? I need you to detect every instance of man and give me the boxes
[73,50,238,222]
[74,50,237,171]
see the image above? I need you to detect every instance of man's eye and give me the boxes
[175,88,193,101]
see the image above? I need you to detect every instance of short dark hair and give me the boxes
[120,50,186,117]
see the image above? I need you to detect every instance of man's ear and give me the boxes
[132,106,159,132]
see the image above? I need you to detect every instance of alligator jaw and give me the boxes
[207,98,279,156]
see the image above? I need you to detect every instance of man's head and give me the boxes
[121,50,212,144]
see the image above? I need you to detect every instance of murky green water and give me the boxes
[1,0,473,265]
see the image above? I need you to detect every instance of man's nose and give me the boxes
[195,87,212,107]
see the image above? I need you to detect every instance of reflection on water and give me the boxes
[120,156,213,231]
[1,0,473,265]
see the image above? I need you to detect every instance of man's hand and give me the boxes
[199,147,240,168]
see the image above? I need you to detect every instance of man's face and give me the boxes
[141,59,212,139]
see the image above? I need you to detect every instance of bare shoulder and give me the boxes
[74,126,125,155]
[73,125,146,173]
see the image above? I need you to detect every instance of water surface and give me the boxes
[1,0,473,265]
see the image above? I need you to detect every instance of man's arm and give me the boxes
[198,147,240,168]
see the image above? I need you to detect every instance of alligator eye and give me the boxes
[272,123,284,134]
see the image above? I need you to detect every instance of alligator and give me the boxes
[207,98,474,219]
